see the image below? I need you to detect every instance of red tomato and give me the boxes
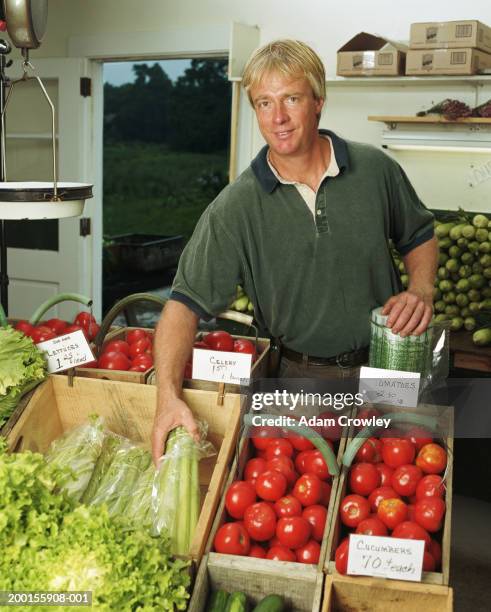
[127,329,149,344]
[203,330,234,352]
[63,324,87,339]
[286,430,314,451]
[14,320,34,336]
[407,504,416,522]
[380,428,405,443]
[73,311,97,328]
[274,495,302,518]
[85,322,100,341]
[131,353,154,371]
[429,539,442,566]
[319,481,332,506]
[416,444,447,475]
[268,535,282,548]
[214,522,250,555]
[392,521,431,547]
[335,538,350,574]
[416,475,445,501]
[414,497,446,533]
[293,473,322,506]
[423,551,436,572]
[318,411,344,441]
[249,544,266,559]
[128,337,152,359]
[368,486,400,512]
[296,539,321,564]
[302,505,327,541]
[265,438,294,461]
[129,366,143,372]
[243,502,277,541]
[355,408,381,431]
[44,318,68,335]
[355,438,382,463]
[266,456,297,487]
[377,498,408,530]
[98,351,131,371]
[304,450,330,480]
[382,439,415,469]
[266,545,296,562]
[391,464,423,497]
[251,427,282,451]
[295,450,312,475]
[340,494,371,528]
[103,339,130,356]
[225,481,257,519]
[276,516,311,550]
[349,462,381,497]
[375,463,394,487]
[193,340,209,350]
[244,457,267,485]
[79,359,98,369]
[355,517,388,537]
[405,426,433,452]
[233,338,256,360]
[31,325,56,344]
[255,470,287,502]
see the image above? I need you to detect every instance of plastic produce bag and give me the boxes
[152,421,216,555]
[88,440,151,517]
[45,415,105,501]
[125,462,155,529]
[81,433,127,504]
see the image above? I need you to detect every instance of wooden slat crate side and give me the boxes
[324,404,454,586]
[204,416,351,575]
[321,575,453,612]
[189,553,324,612]
[6,376,244,563]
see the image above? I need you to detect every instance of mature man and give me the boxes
[151,40,438,462]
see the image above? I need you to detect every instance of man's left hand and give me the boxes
[382,289,433,337]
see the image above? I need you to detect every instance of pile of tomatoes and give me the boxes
[184,330,257,378]
[15,312,100,344]
[87,328,154,372]
[335,426,448,575]
[213,425,337,565]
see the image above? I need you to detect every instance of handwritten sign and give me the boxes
[359,366,421,408]
[347,534,425,582]
[192,348,252,384]
[37,330,95,373]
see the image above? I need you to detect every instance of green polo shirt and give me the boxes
[170,129,434,357]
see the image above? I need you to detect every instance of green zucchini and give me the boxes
[207,589,229,612]
[252,594,285,612]
[225,592,249,612]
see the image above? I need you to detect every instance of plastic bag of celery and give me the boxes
[45,415,105,501]
[152,421,216,555]
[87,437,151,517]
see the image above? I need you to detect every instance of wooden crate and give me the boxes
[147,334,271,393]
[204,416,350,579]
[324,404,454,586]
[189,553,324,612]
[6,375,244,562]
[450,329,491,373]
[68,326,154,384]
[322,575,453,612]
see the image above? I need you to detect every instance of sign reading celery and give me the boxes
[192,348,252,384]
[37,330,95,373]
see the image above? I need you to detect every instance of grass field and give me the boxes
[103,142,228,241]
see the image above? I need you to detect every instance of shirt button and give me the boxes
[316,209,322,216]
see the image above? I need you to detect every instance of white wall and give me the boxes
[12,0,491,211]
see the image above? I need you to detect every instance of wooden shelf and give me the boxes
[368,115,491,125]
[327,75,491,87]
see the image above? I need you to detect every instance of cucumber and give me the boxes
[252,594,285,612]
[225,592,249,612]
[207,590,229,612]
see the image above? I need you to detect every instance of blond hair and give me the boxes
[242,39,326,105]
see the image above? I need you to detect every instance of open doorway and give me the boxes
[101,57,231,315]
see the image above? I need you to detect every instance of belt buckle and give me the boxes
[336,352,351,368]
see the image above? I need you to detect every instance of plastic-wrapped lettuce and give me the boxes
[88,441,151,517]
[45,415,105,501]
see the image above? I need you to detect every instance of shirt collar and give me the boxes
[251,129,350,194]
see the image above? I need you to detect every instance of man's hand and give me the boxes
[382,288,433,337]
[152,396,200,465]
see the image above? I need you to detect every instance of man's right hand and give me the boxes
[151,396,200,465]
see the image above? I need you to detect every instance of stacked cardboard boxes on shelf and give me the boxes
[407,20,491,76]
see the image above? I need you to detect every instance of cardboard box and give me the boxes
[337,32,407,77]
[406,47,491,76]
[410,20,491,55]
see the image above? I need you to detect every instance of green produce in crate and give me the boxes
[475,228,489,243]
[457,237,468,249]
[443,291,456,304]
[433,287,442,300]
[479,241,491,254]
[469,274,485,289]
[483,288,491,298]
[462,224,476,239]
[480,254,491,267]
[81,434,124,504]
[468,289,481,302]
[469,302,481,314]
[464,317,477,331]
[252,595,286,612]
[461,252,474,265]
[455,294,468,308]
[450,317,464,331]
[445,305,460,316]
[473,328,491,346]
[460,307,471,318]
[434,314,450,323]
[439,280,453,293]
[484,268,491,280]
[438,237,452,250]
[434,300,445,313]
[435,222,454,238]
[448,245,461,258]
[400,274,409,288]
[472,262,483,274]
[207,590,230,612]
[455,278,469,293]
[473,214,489,229]
[480,299,491,311]
[437,266,449,280]
[468,241,480,253]
[438,252,448,266]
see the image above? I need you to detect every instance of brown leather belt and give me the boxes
[282,346,369,368]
